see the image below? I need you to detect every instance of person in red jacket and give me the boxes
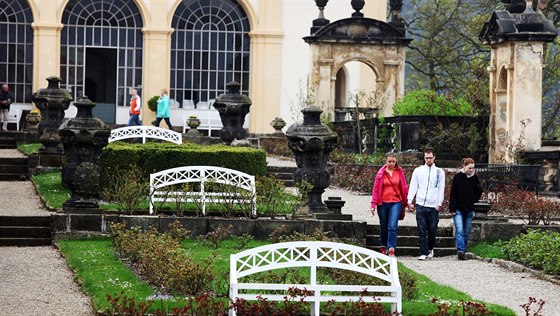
[370,152,409,257]
[128,88,142,126]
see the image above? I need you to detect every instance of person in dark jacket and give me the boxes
[449,157,483,260]
[0,84,13,131]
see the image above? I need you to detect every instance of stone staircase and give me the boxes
[0,216,52,246]
[0,132,28,181]
[366,224,456,257]
[267,165,296,186]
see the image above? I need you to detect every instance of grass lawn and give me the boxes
[17,143,42,155]
[469,241,507,259]
[57,237,515,315]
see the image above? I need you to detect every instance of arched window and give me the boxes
[61,0,143,110]
[171,0,250,108]
[0,0,33,103]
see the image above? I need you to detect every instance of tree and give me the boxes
[402,0,499,113]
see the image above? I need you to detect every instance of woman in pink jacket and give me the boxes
[370,152,409,257]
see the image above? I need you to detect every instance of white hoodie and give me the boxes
[407,163,445,208]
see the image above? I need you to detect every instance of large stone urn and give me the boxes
[286,106,338,213]
[32,76,72,155]
[58,96,110,212]
[213,81,251,145]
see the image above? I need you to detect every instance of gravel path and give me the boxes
[0,181,49,216]
[0,247,93,316]
[399,256,560,315]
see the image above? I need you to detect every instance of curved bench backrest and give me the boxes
[150,166,255,191]
[230,241,397,284]
[109,126,182,144]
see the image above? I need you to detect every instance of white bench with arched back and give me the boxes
[108,126,182,144]
[149,166,256,216]
[229,241,402,316]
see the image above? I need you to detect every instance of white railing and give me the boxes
[108,126,182,144]
[149,166,256,216]
[229,241,402,316]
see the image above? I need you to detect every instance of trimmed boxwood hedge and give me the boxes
[100,142,267,184]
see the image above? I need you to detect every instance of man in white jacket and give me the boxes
[407,147,446,260]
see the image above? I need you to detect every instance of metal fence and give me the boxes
[475,163,541,194]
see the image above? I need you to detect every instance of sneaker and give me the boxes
[379,247,387,255]
[388,247,396,257]
[418,255,427,261]
[457,251,465,260]
[428,249,434,258]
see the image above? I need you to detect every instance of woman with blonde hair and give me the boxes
[449,157,483,260]
[370,152,409,257]
[155,88,173,130]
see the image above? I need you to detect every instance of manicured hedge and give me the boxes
[100,142,267,182]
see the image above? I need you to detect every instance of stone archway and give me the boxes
[304,15,410,118]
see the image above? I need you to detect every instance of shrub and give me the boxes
[503,229,560,275]
[392,89,475,116]
[429,298,494,316]
[100,142,267,189]
[256,175,293,219]
[147,95,158,112]
[197,224,233,249]
[101,168,149,214]
[109,222,216,295]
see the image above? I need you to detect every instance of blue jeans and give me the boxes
[415,205,439,256]
[155,117,173,129]
[377,202,401,249]
[453,210,475,253]
[128,114,141,126]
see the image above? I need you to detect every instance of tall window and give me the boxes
[171,0,250,108]
[61,0,143,106]
[0,0,33,103]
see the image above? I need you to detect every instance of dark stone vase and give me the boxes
[286,106,338,213]
[213,81,251,144]
[58,96,110,211]
[32,76,72,154]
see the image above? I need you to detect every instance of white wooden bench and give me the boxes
[149,165,256,216]
[229,241,402,316]
[108,126,182,144]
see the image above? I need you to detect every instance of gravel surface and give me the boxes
[0,181,50,216]
[399,256,560,315]
[0,247,93,316]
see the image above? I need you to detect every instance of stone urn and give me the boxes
[286,106,338,213]
[186,115,202,136]
[32,76,72,154]
[25,110,41,131]
[58,96,110,211]
[270,117,286,135]
[213,81,251,145]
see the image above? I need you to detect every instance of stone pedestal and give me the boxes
[213,81,251,144]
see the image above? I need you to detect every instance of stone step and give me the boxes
[0,226,51,238]
[0,164,28,174]
[364,245,458,257]
[0,157,28,165]
[366,235,456,248]
[270,172,293,180]
[0,238,52,247]
[0,173,28,181]
[267,165,297,173]
[0,216,52,247]
[366,224,454,237]
[0,216,51,227]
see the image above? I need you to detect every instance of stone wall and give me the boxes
[51,214,368,245]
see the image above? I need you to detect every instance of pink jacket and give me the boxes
[370,165,409,208]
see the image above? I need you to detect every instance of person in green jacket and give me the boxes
[155,88,173,130]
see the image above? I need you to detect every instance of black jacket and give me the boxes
[0,90,13,110]
[449,172,483,212]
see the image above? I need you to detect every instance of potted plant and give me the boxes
[147,95,159,112]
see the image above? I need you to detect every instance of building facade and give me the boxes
[1,0,387,133]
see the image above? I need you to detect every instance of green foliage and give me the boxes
[147,95,159,112]
[101,168,149,214]
[109,222,216,296]
[503,229,560,275]
[17,143,41,155]
[32,171,72,210]
[197,224,233,249]
[469,241,507,260]
[100,142,267,189]
[392,90,476,116]
[256,175,294,219]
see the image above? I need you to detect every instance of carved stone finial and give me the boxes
[351,0,365,17]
